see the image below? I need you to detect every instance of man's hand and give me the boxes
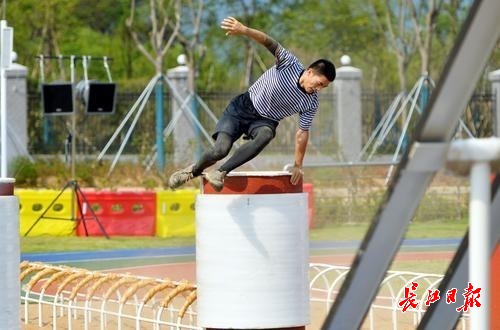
[288,164,303,185]
[220,16,278,55]
[220,16,246,36]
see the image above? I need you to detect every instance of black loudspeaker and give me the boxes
[85,82,117,114]
[41,83,74,115]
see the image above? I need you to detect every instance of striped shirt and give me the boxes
[248,45,319,131]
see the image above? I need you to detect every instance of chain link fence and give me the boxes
[27,88,494,158]
[306,165,469,227]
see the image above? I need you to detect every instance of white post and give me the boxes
[0,20,13,177]
[488,69,500,136]
[334,55,362,161]
[0,68,6,177]
[0,178,19,330]
[0,21,20,330]
[447,138,500,330]
[469,162,490,330]
[167,55,196,166]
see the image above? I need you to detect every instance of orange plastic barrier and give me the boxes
[303,183,314,229]
[77,190,156,236]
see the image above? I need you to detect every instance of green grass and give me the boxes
[389,259,451,274]
[21,236,195,253]
[21,219,468,253]
[309,218,468,241]
[308,219,468,275]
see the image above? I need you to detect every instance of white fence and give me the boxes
[309,263,469,329]
[20,261,469,329]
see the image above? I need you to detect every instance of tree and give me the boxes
[7,0,79,80]
[219,0,296,88]
[408,0,444,76]
[126,0,181,74]
[277,0,391,90]
[73,0,128,34]
[370,0,416,91]
[176,0,208,92]
[369,0,475,90]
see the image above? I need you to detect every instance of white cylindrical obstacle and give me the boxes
[196,172,309,329]
[0,178,19,330]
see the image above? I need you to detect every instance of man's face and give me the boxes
[302,69,331,94]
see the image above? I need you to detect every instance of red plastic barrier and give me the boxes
[77,190,156,236]
[302,183,314,229]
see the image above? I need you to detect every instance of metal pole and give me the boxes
[70,56,76,180]
[70,55,76,219]
[0,20,12,177]
[420,75,430,113]
[469,161,490,330]
[447,137,500,329]
[0,67,6,177]
[155,77,165,170]
[191,86,201,160]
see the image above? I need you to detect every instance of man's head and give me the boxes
[300,59,336,94]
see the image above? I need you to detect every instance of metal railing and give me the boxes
[309,263,470,330]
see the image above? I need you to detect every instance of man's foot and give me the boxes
[168,164,195,190]
[204,169,227,192]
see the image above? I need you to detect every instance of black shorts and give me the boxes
[213,92,279,141]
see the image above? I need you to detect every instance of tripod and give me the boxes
[24,179,109,238]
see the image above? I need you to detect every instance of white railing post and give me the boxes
[469,162,491,330]
[447,137,500,330]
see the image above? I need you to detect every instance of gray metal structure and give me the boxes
[321,0,500,328]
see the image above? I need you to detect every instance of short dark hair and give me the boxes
[308,59,336,82]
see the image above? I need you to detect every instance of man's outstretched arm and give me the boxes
[289,129,308,185]
[220,16,278,55]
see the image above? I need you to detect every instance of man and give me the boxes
[168,16,336,192]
